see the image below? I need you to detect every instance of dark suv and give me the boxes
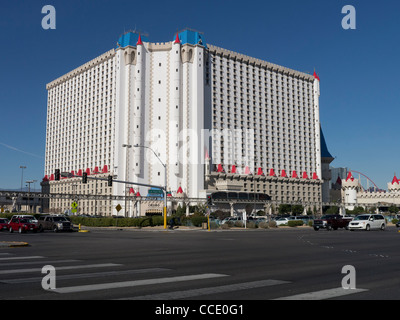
[38,215,74,232]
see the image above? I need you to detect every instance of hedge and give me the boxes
[287,220,304,227]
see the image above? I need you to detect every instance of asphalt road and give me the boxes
[1,226,400,303]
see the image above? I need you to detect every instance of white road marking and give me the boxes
[53,273,228,294]
[1,268,171,284]
[0,255,44,261]
[120,279,291,300]
[0,263,122,275]
[275,287,368,300]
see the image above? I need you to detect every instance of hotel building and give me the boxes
[42,29,329,216]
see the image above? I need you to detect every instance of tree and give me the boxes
[388,206,399,214]
[278,204,291,215]
[326,206,339,214]
[292,205,304,216]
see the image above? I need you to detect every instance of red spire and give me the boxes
[244,166,251,175]
[392,174,399,185]
[281,170,287,178]
[174,33,180,44]
[102,165,108,173]
[346,171,354,182]
[177,186,183,194]
[129,187,135,194]
[136,191,141,197]
[217,164,225,173]
[43,175,49,182]
[302,171,309,179]
[86,168,91,175]
[93,166,99,174]
[231,165,237,174]
[77,169,83,176]
[313,70,320,81]
[269,168,276,177]
[312,172,319,180]
[292,170,298,178]
[137,34,143,46]
[257,167,264,176]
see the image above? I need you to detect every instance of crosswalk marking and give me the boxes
[1,268,171,284]
[0,254,370,300]
[53,273,228,294]
[0,263,122,275]
[120,279,291,300]
[0,255,44,261]
[274,287,368,300]
[0,259,79,267]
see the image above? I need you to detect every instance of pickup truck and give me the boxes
[38,215,74,232]
[313,214,352,231]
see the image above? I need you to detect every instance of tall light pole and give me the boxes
[20,166,26,191]
[122,144,132,217]
[26,180,34,213]
[134,144,167,229]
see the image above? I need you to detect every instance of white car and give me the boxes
[348,214,386,231]
[276,217,290,226]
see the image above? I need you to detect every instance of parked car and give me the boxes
[0,218,9,231]
[221,217,242,225]
[38,215,74,232]
[8,217,38,233]
[348,214,386,231]
[313,214,350,231]
[276,217,290,226]
[11,215,39,227]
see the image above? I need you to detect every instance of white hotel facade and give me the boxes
[43,30,328,216]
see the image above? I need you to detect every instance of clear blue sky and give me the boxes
[0,0,399,191]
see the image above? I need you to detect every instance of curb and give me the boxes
[0,241,29,248]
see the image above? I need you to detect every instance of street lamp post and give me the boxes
[26,180,34,213]
[20,166,26,191]
[122,144,132,217]
[134,144,167,229]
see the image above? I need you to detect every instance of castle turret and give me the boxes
[388,174,400,193]
[342,171,359,210]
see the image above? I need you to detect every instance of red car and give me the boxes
[0,218,9,231]
[8,217,38,233]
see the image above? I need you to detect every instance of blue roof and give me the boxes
[320,126,333,158]
[117,32,149,48]
[177,30,207,48]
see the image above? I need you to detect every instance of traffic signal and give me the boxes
[82,172,87,184]
[55,169,60,181]
[108,175,112,187]
[207,195,213,206]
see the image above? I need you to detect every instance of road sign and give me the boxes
[116,204,122,212]
[71,202,78,209]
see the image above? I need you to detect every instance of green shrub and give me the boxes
[258,221,269,229]
[234,221,244,227]
[188,215,207,227]
[287,220,303,227]
[268,220,277,228]
[221,223,230,229]
[247,221,257,228]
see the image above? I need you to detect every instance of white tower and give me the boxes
[342,171,359,210]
